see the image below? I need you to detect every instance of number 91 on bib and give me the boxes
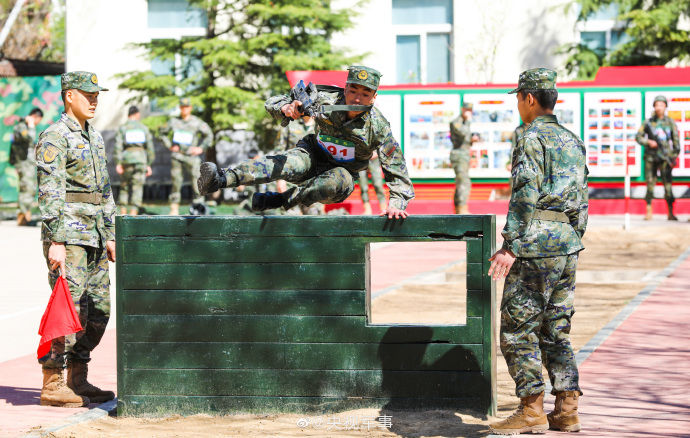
[317,134,355,162]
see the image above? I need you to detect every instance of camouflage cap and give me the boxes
[179,97,192,107]
[508,68,556,94]
[346,65,381,91]
[61,71,109,92]
[653,95,668,105]
[462,102,473,111]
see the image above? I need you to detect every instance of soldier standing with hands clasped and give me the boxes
[114,105,155,215]
[488,69,588,435]
[160,97,213,215]
[10,107,43,225]
[636,95,680,221]
[35,71,116,407]
[449,102,478,214]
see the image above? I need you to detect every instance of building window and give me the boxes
[148,0,207,39]
[393,0,452,84]
[576,4,627,55]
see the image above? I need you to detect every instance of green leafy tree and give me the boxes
[560,0,690,79]
[119,0,362,153]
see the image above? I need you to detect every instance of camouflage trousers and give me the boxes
[118,163,147,208]
[644,156,674,203]
[500,254,581,398]
[450,149,471,207]
[225,139,355,208]
[170,153,203,204]
[15,159,36,215]
[358,157,386,206]
[39,243,110,369]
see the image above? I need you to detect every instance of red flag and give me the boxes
[37,276,83,359]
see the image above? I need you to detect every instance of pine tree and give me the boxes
[118,0,362,153]
[560,0,690,79]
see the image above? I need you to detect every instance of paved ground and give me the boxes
[0,215,688,437]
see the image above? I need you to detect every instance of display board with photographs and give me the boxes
[461,93,520,178]
[553,92,581,137]
[644,91,690,176]
[402,93,460,178]
[584,92,642,177]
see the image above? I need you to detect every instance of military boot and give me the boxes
[667,200,678,221]
[489,392,548,435]
[644,204,653,221]
[362,202,373,215]
[198,162,227,195]
[119,206,127,215]
[129,207,138,216]
[25,210,32,223]
[459,205,470,215]
[251,192,286,212]
[548,391,581,432]
[67,361,114,404]
[169,203,179,215]
[454,205,462,214]
[40,368,90,408]
[16,212,27,226]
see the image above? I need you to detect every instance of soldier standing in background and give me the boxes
[160,97,213,215]
[449,102,478,214]
[10,107,43,225]
[358,152,387,215]
[636,95,680,221]
[488,69,588,435]
[114,105,155,215]
[35,71,116,407]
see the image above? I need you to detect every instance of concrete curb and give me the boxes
[23,399,117,437]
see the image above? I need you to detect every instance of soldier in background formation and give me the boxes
[160,97,213,215]
[113,105,155,215]
[35,71,116,408]
[636,95,680,221]
[9,107,43,225]
[358,152,387,215]
[198,65,414,219]
[488,69,588,435]
[449,102,479,214]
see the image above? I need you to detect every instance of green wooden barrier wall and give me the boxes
[116,215,496,416]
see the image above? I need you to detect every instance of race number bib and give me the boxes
[654,128,668,142]
[173,130,194,146]
[317,134,355,162]
[125,129,146,144]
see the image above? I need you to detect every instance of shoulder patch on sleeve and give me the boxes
[43,145,60,163]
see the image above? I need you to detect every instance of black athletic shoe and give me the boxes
[251,192,286,211]
[197,162,226,195]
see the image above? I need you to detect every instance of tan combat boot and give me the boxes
[459,205,470,215]
[40,368,90,407]
[25,210,31,222]
[548,391,581,432]
[169,203,179,215]
[490,392,548,435]
[362,202,373,215]
[119,206,127,215]
[129,207,138,216]
[67,361,114,404]
[644,204,653,220]
[16,212,27,226]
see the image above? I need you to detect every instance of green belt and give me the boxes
[65,192,102,204]
[533,209,569,223]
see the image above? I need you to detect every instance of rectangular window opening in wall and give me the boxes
[367,241,467,326]
[392,0,453,84]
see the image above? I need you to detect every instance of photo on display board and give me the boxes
[433,157,451,169]
[588,145,599,154]
[685,111,690,121]
[614,108,623,117]
[614,120,624,129]
[602,120,611,129]
[409,114,431,123]
[601,108,611,117]
[470,150,479,168]
[685,144,690,154]
[668,110,682,122]
[589,155,598,165]
[602,133,611,142]
[614,133,624,141]
[600,157,612,166]
[555,109,574,124]
[433,131,452,150]
[588,109,597,117]
[614,156,624,165]
[588,134,598,142]
[493,149,511,169]
[627,122,636,130]
[480,150,489,168]
[409,131,429,150]
[626,109,636,117]
[602,144,611,153]
[626,132,636,141]
[500,131,514,142]
[685,131,690,141]
[614,144,624,153]
[589,121,598,129]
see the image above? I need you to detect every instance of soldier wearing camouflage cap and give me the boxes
[449,101,478,214]
[489,68,588,435]
[636,94,680,220]
[198,65,414,219]
[35,71,116,407]
[159,97,214,215]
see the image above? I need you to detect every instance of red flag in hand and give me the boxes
[37,276,83,359]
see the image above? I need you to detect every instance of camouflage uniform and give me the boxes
[501,69,589,399]
[508,124,528,191]
[114,119,155,209]
[212,66,414,210]
[10,119,37,215]
[449,105,473,208]
[636,111,679,206]
[358,157,386,206]
[161,113,213,204]
[36,106,116,368]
